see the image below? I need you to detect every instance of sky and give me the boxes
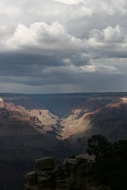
[0,0,127,93]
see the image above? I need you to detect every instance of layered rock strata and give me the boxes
[25,155,110,190]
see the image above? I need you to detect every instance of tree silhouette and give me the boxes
[87,135,127,190]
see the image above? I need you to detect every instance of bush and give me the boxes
[87,135,127,190]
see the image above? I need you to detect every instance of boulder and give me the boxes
[53,164,65,179]
[25,171,37,185]
[63,157,84,176]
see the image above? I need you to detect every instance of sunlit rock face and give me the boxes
[0,97,4,108]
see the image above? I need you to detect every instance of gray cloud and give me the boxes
[0,0,127,93]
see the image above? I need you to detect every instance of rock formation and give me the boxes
[24,155,110,190]
[0,102,61,190]
[1,93,127,190]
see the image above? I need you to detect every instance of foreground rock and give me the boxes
[24,155,110,190]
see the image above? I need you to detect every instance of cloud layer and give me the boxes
[0,0,127,93]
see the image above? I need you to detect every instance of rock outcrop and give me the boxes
[1,93,127,190]
[24,155,110,190]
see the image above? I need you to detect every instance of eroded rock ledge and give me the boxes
[24,155,110,190]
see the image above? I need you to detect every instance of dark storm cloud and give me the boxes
[0,48,90,78]
[0,0,127,93]
[0,51,65,76]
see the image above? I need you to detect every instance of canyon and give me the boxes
[0,92,127,189]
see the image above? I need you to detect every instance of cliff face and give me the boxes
[1,93,127,189]
[61,101,127,155]
[24,155,110,190]
[89,102,127,140]
[0,102,61,190]
[61,109,92,139]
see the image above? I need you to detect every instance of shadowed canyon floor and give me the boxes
[0,93,127,189]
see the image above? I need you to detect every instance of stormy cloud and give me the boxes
[0,0,127,93]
